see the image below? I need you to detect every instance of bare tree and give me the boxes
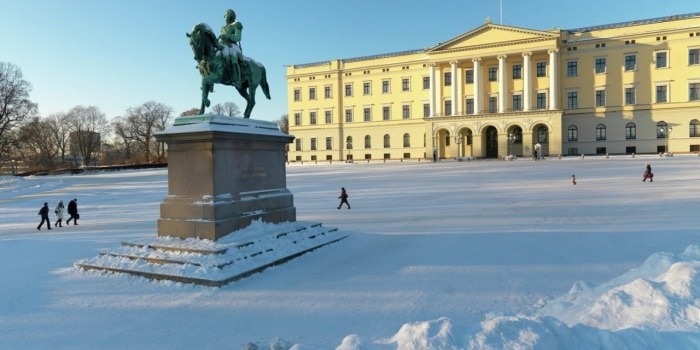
[125,101,173,163]
[16,116,59,169]
[45,112,70,165]
[111,116,137,163]
[0,62,37,158]
[277,114,289,134]
[211,102,241,117]
[65,105,109,167]
[180,108,200,116]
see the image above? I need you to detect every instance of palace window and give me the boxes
[655,51,668,68]
[382,80,390,93]
[382,106,391,120]
[325,137,332,150]
[345,108,353,123]
[466,98,474,114]
[656,85,668,103]
[626,122,636,140]
[465,70,474,84]
[536,92,547,109]
[595,57,606,74]
[363,107,371,122]
[423,103,430,118]
[488,96,497,113]
[423,76,430,89]
[690,83,700,101]
[364,135,371,149]
[363,82,371,95]
[657,121,668,139]
[346,136,353,150]
[568,125,578,141]
[402,78,410,91]
[293,89,301,101]
[537,126,548,143]
[345,84,352,97]
[402,105,410,119]
[689,48,700,65]
[512,64,522,79]
[536,62,547,77]
[403,133,411,147]
[512,94,522,111]
[383,134,391,148]
[324,110,332,124]
[624,54,637,71]
[488,67,497,82]
[567,91,578,109]
[310,138,317,151]
[444,100,452,116]
[625,87,636,105]
[309,87,316,100]
[309,111,317,125]
[690,119,700,137]
[566,60,578,77]
[324,85,332,99]
[596,124,606,141]
[295,139,301,151]
[595,89,606,107]
[444,72,452,86]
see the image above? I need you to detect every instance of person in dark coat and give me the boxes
[66,198,79,225]
[37,202,52,230]
[643,163,653,182]
[337,187,351,209]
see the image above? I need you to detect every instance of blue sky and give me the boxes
[2,0,698,122]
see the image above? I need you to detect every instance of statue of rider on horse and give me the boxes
[186,8,270,118]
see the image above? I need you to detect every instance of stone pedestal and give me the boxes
[154,115,295,241]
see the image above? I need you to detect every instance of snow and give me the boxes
[1,155,700,349]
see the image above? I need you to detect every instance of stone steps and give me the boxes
[76,221,346,287]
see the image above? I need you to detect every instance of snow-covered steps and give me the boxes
[75,221,346,287]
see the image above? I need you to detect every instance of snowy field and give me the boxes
[1,155,700,349]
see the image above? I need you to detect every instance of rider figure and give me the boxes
[218,9,243,88]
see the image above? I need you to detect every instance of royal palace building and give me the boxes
[286,13,700,161]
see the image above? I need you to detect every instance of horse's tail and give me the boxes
[260,66,271,100]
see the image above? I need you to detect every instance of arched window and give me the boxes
[596,124,606,141]
[383,134,391,148]
[690,119,700,137]
[364,135,371,149]
[625,122,636,140]
[657,121,668,139]
[346,136,353,149]
[403,133,411,147]
[537,126,548,143]
[568,125,578,141]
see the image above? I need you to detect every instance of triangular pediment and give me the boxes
[428,23,560,52]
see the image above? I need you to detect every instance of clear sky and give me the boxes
[2,0,698,122]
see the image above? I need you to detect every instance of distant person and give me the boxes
[66,198,79,225]
[337,187,351,209]
[571,174,577,185]
[37,202,51,230]
[643,163,653,182]
[54,200,65,227]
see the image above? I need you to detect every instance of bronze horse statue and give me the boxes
[186,23,270,118]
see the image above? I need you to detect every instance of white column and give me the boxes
[472,58,481,115]
[450,61,459,116]
[549,49,559,110]
[429,63,436,116]
[498,55,507,113]
[522,52,532,112]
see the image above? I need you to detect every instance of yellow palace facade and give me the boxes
[286,13,700,161]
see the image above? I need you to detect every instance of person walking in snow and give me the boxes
[571,174,577,185]
[337,187,351,209]
[643,163,653,182]
[37,202,52,230]
[54,200,65,227]
[66,198,79,225]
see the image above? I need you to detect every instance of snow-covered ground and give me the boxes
[1,155,700,349]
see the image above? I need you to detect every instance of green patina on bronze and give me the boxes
[186,9,270,118]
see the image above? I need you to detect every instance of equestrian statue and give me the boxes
[186,9,270,118]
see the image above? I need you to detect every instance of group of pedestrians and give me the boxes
[37,199,79,230]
